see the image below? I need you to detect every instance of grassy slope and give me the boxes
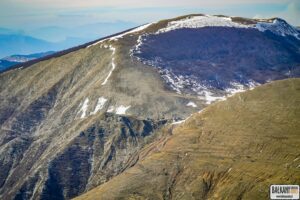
[75,78,300,200]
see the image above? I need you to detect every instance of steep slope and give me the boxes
[133,15,300,100]
[0,18,197,200]
[0,14,299,200]
[75,78,300,200]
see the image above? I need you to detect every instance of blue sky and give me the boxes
[0,0,299,42]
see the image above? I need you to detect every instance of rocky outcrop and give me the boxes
[0,113,166,200]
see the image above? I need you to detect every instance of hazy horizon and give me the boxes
[0,0,299,57]
[1,1,299,34]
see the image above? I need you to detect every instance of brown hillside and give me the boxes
[75,79,300,200]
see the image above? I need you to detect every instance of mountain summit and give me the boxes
[0,14,299,200]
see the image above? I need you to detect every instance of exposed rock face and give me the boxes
[0,14,299,200]
[75,79,300,200]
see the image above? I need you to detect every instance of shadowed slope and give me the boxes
[75,78,300,200]
[1,14,300,199]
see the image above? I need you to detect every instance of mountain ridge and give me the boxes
[2,14,299,74]
[0,14,299,200]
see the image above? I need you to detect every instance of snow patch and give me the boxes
[107,105,131,115]
[186,101,197,108]
[156,15,299,40]
[159,68,184,94]
[131,34,148,56]
[87,23,154,48]
[87,39,106,48]
[78,98,89,119]
[90,97,108,115]
[171,112,195,125]
[115,105,131,115]
[102,45,116,85]
[225,80,260,95]
[256,19,300,39]
[225,82,245,96]
[109,23,154,41]
[200,91,226,104]
[107,106,115,113]
[171,119,186,125]
[247,80,260,90]
[157,15,251,33]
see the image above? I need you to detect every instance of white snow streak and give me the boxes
[186,101,197,107]
[156,15,299,40]
[115,105,131,115]
[91,97,108,115]
[256,19,300,40]
[109,23,154,41]
[225,82,245,97]
[102,45,116,85]
[87,39,106,48]
[107,106,115,113]
[171,113,194,125]
[157,15,250,33]
[171,119,186,125]
[201,91,226,105]
[87,23,154,48]
[78,98,89,119]
[107,105,131,115]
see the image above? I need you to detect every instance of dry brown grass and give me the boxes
[75,79,300,200]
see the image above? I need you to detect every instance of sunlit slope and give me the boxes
[0,25,195,200]
[0,14,299,199]
[75,78,300,200]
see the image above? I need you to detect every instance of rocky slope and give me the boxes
[0,14,299,200]
[75,78,300,200]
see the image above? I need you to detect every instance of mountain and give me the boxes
[0,14,299,200]
[2,51,55,63]
[0,21,138,59]
[0,51,55,72]
[0,60,19,72]
[75,78,300,200]
[0,34,57,58]
[28,21,138,43]
[0,34,89,59]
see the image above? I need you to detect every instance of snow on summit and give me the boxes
[87,23,154,48]
[157,15,251,33]
[156,15,300,40]
[256,19,300,40]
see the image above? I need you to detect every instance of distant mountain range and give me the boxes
[0,21,137,58]
[0,34,87,58]
[27,21,138,42]
[0,51,55,72]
